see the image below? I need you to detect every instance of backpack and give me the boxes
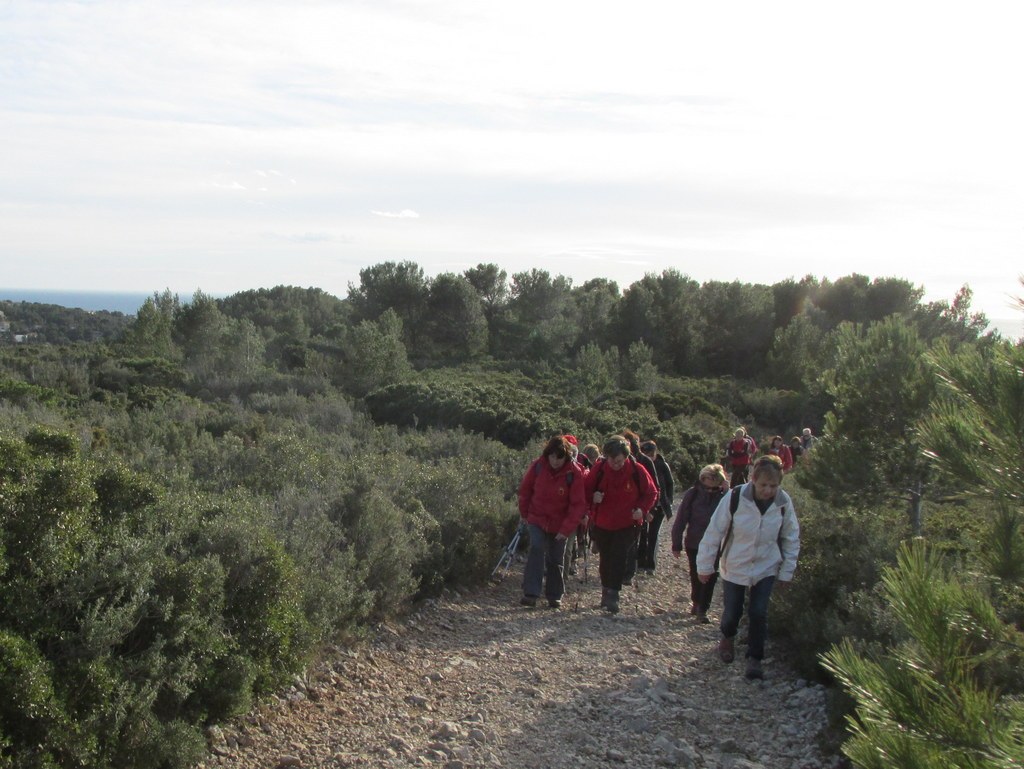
[718,486,787,561]
[534,459,575,487]
[728,437,751,459]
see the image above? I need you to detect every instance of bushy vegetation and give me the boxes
[0,268,1018,768]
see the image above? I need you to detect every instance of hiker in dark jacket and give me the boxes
[517,435,587,609]
[671,464,729,622]
[620,430,659,585]
[638,440,675,574]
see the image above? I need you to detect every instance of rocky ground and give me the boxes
[197,545,842,769]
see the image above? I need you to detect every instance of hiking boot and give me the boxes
[520,596,537,608]
[547,598,561,609]
[745,658,763,680]
[688,602,699,616]
[622,576,633,587]
[605,589,620,614]
[718,636,735,663]
[697,611,711,624]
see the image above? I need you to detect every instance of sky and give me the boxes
[2,0,1023,328]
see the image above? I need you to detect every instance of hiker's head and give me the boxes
[699,464,727,491]
[770,435,784,449]
[620,429,642,455]
[734,427,746,438]
[563,434,580,459]
[751,455,783,499]
[640,440,657,459]
[542,435,573,469]
[802,427,812,437]
[582,443,600,464]
[603,435,631,469]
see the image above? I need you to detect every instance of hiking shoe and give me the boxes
[697,612,711,624]
[622,577,633,587]
[689,602,699,615]
[547,598,561,609]
[605,589,620,614]
[718,637,735,663]
[745,658,763,680]
[520,596,537,608]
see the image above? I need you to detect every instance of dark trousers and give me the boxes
[729,462,749,487]
[685,547,718,612]
[720,576,776,660]
[591,526,635,591]
[522,524,567,600]
[622,525,642,582]
[637,510,666,570]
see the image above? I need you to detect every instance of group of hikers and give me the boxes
[515,427,804,679]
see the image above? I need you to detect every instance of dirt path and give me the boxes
[198,546,837,769]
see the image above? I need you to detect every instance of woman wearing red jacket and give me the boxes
[517,435,588,608]
[585,435,658,614]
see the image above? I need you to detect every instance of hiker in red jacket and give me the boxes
[518,435,587,609]
[725,427,757,487]
[585,435,658,614]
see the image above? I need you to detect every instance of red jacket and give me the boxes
[518,458,588,538]
[769,445,794,472]
[584,457,658,532]
[727,437,756,467]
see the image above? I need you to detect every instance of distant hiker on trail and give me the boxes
[638,440,674,575]
[800,427,817,453]
[671,464,729,624]
[517,435,587,609]
[585,435,658,614]
[725,427,757,487]
[789,436,804,465]
[766,435,794,472]
[620,429,660,586]
[696,454,800,680]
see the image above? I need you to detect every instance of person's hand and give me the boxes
[555,533,567,542]
[631,508,643,522]
[592,491,604,504]
[698,573,713,584]
[579,515,589,527]
[644,512,654,523]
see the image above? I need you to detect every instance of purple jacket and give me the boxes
[671,484,727,551]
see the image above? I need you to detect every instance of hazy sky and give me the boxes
[2,1,1023,323]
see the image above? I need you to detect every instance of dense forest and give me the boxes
[1,264,1022,769]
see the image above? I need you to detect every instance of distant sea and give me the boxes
[0,289,198,316]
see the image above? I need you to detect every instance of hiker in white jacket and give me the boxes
[696,454,800,680]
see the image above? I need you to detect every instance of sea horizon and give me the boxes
[0,289,213,316]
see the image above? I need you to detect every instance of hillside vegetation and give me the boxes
[1,266,1021,769]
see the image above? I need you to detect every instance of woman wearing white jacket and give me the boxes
[696,455,800,680]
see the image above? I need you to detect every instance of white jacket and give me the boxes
[695,483,800,586]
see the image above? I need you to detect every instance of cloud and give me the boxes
[371,209,420,219]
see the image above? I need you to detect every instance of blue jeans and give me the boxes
[720,576,775,660]
[522,524,567,600]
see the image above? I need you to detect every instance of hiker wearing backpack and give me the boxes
[585,435,658,614]
[725,427,757,487]
[670,464,729,623]
[638,440,675,575]
[696,454,800,680]
[517,435,588,609]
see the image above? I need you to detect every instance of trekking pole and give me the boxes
[490,522,526,582]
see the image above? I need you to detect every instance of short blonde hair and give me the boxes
[699,463,727,486]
